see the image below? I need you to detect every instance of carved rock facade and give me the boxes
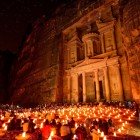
[10,0,140,105]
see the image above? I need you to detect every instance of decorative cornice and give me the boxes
[82,33,99,42]
[66,56,119,75]
[96,19,116,32]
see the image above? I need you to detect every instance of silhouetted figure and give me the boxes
[50,119,56,126]
[75,125,87,140]
[102,120,109,135]
[28,119,35,133]
[41,119,52,139]
[108,118,113,127]
[16,119,22,130]
[56,120,62,136]
[98,119,103,131]
[8,115,18,130]
[69,117,75,128]
[60,124,72,140]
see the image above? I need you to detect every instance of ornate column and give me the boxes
[103,67,110,101]
[67,48,70,64]
[100,33,105,53]
[111,27,116,50]
[83,42,88,59]
[94,70,100,102]
[116,64,124,101]
[67,75,71,102]
[82,72,86,102]
[73,74,79,103]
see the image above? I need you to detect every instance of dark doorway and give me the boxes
[78,74,83,102]
[99,81,104,99]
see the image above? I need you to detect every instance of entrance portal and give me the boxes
[99,81,104,99]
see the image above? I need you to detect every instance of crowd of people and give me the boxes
[1,113,114,139]
[0,101,139,140]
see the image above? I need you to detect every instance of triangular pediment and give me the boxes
[74,58,103,68]
[67,36,81,45]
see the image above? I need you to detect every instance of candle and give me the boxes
[73,134,78,140]
[97,129,100,133]
[2,123,6,128]
[113,132,116,136]
[75,123,78,129]
[101,131,104,137]
[48,131,54,140]
[118,129,121,133]
[40,123,43,128]
[103,136,107,140]
[4,125,7,131]
[22,132,26,138]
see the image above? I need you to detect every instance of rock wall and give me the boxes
[120,0,140,103]
[9,0,140,105]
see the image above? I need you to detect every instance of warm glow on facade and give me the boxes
[9,0,140,105]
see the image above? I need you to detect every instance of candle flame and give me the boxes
[22,132,26,137]
[48,131,54,140]
[103,136,107,140]
[73,134,78,139]
[4,125,7,131]
[101,131,104,137]
[114,132,116,136]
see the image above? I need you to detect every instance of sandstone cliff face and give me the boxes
[9,17,63,105]
[121,0,140,103]
[10,0,101,105]
[9,0,140,105]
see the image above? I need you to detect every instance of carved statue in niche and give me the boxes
[87,40,93,57]
[70,51,75,63]
[106,37,113,52]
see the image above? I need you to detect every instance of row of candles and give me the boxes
[0,105,136,139]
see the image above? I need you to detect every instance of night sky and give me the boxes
[0,0,69,52]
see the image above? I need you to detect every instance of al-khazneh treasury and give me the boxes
[10,0,140,105]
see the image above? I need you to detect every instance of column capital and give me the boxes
[82,72,86,75]
[72,73,78,76]
[103,66,107,69]
[94,69,99,73]
[66,74,71,77]
[113,63,120,68]
[110,63,120,68]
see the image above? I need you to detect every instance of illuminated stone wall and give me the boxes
[10,0,140,105]
[10,17,63,105]
[120,0,140,103]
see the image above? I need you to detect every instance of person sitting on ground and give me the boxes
[41,119,52,140]
[28,118,35,133]
[75,125,87,140]
[8,115,18,130]
[55,118,62,136]
[60,124,72,140]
